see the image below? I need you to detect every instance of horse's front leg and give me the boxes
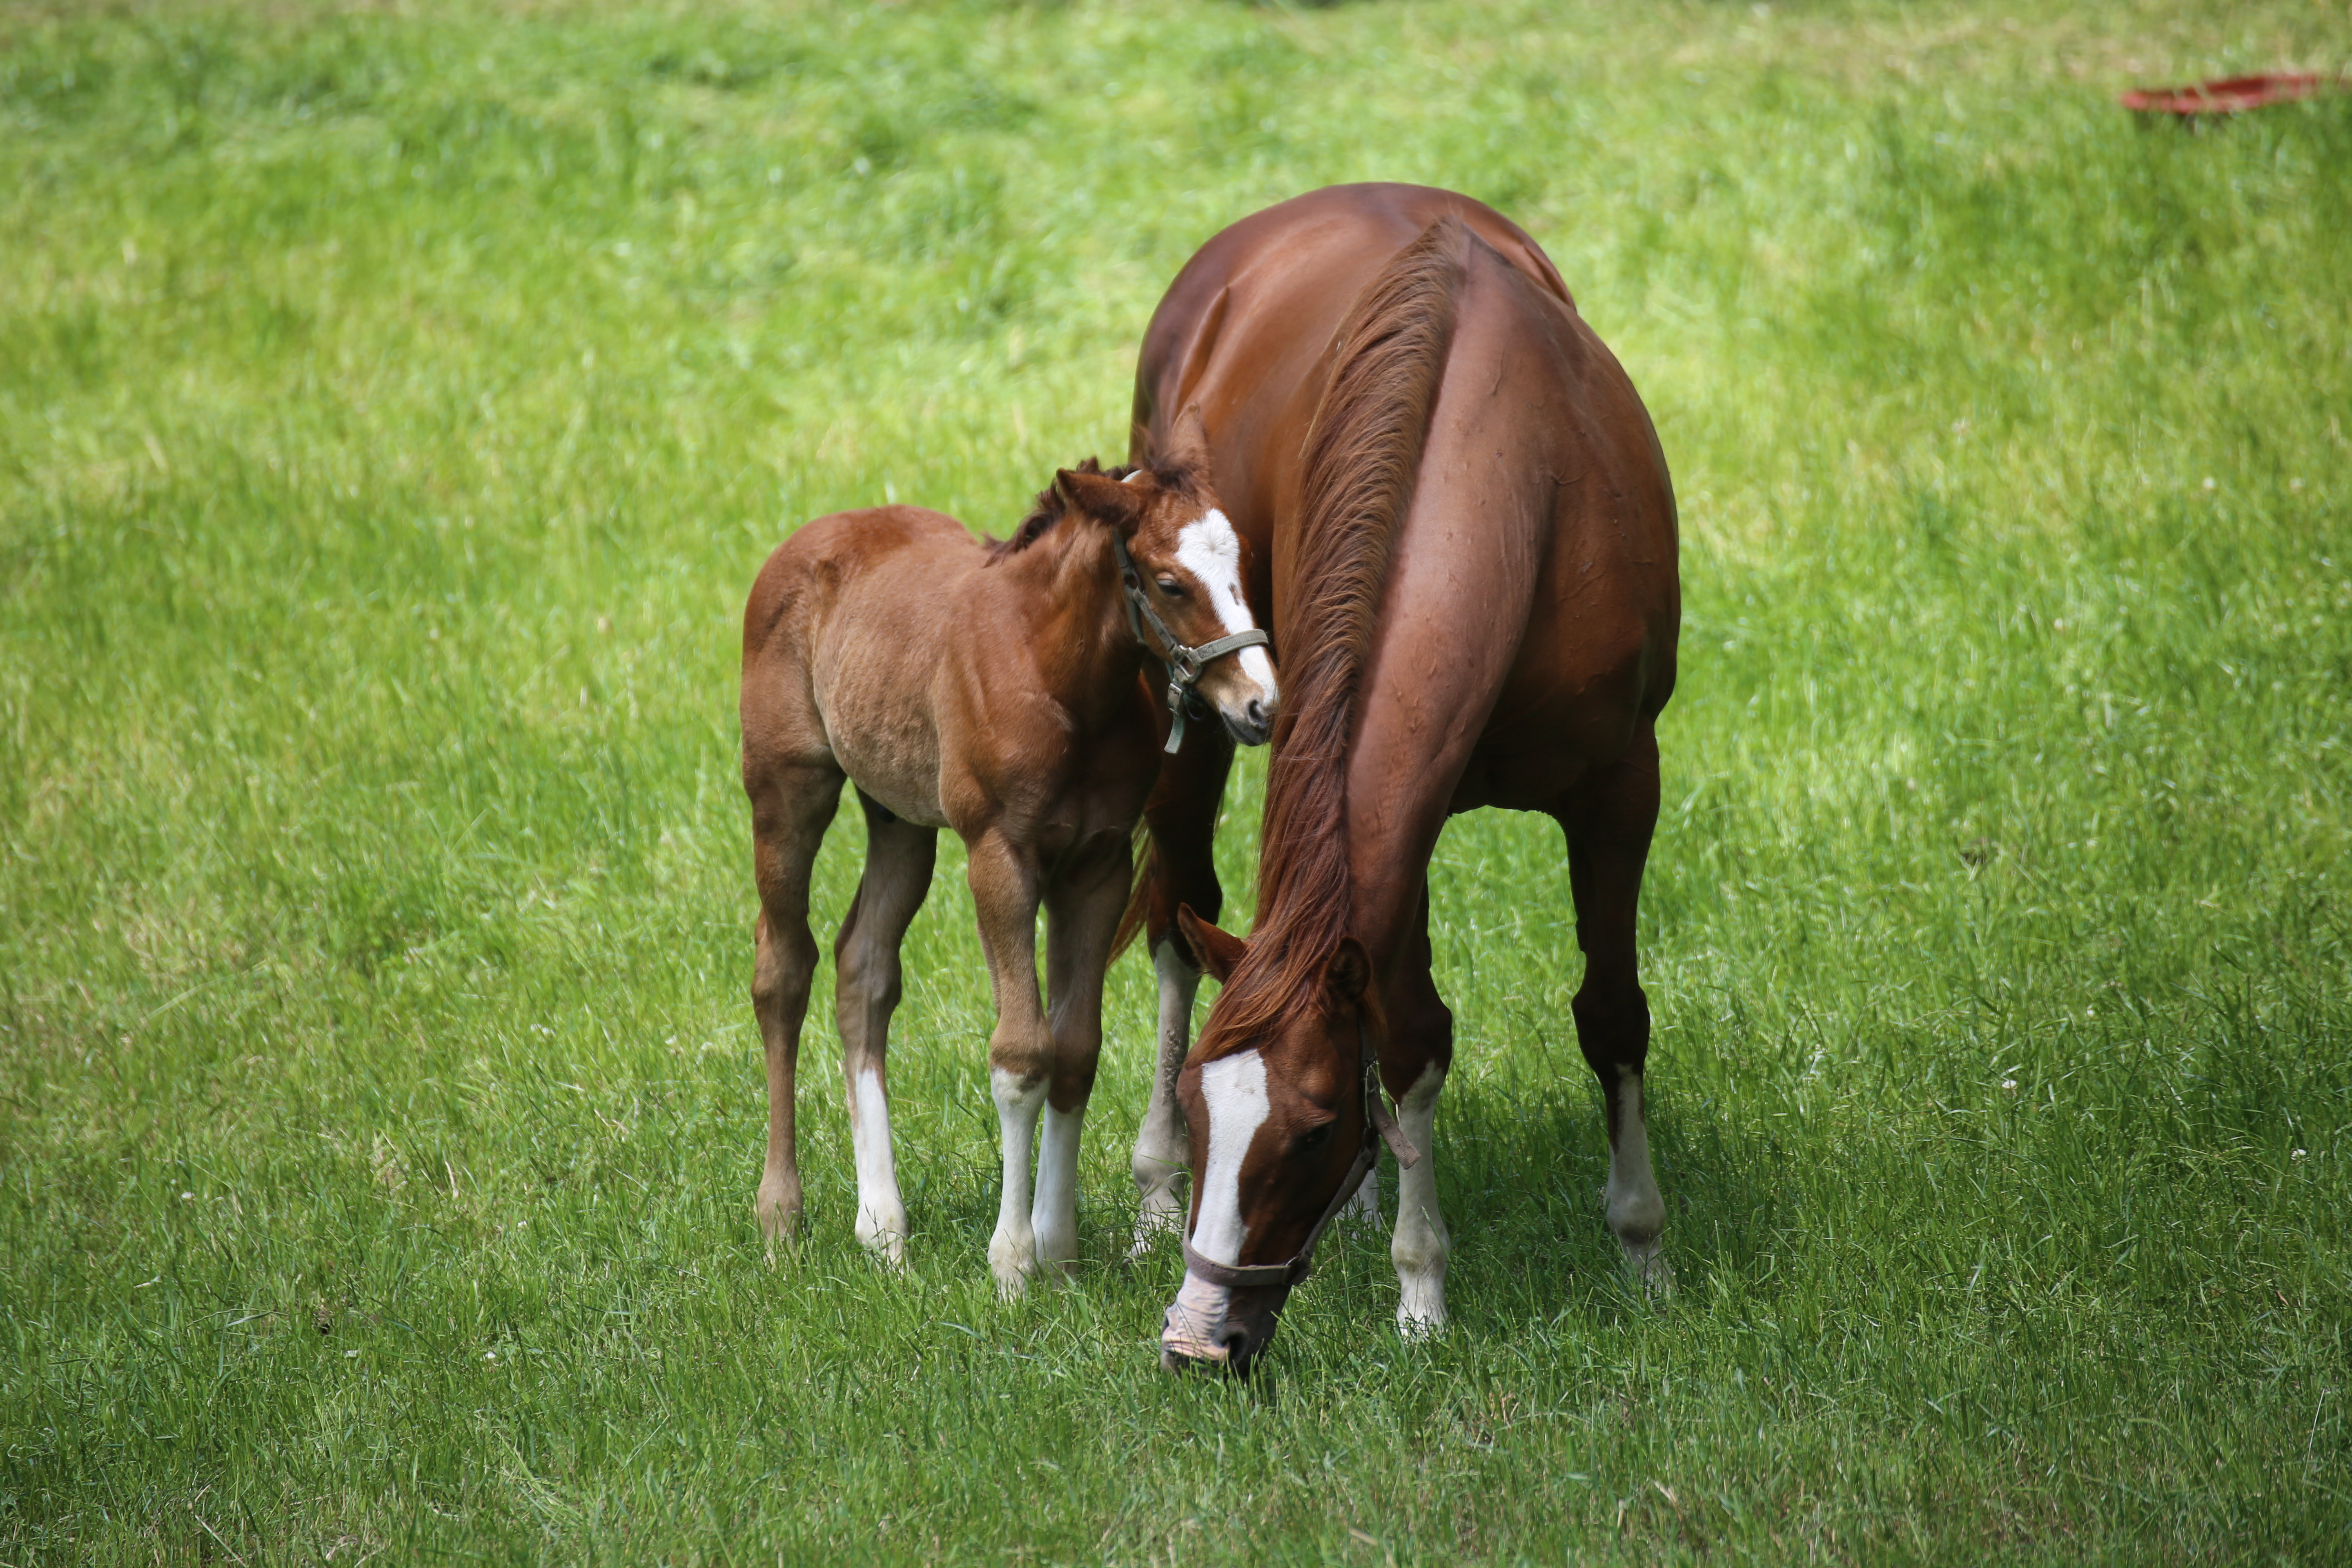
[1034,830,1131,1278]
[1127,724,1235,1252]
[966,829,1052,1295]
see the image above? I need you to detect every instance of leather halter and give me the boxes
[1110,530,1272,754]
[1180,1023,1422,1292]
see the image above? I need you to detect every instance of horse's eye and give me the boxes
[1295,1123,1334,1153]
[1154,576,1185,599]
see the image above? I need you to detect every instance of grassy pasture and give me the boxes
[3,0,2350,1560]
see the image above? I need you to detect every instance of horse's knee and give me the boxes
[988,1026,1053,1089]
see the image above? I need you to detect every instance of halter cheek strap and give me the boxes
[1179,1023,1421,1292]
[1111,531,1273,754]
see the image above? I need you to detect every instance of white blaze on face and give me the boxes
[1163,1047,1269,1357]
[1174,508,1276,692]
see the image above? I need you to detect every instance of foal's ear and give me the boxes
[1056,467,1145,536]
[1324,937,1372,1006]
[1175,904,1247,984]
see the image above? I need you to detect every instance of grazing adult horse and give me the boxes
[1117,185,1679,1372]
[739,424,1277,1294]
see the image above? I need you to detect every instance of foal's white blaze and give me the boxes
[1175,508,1278,693]
[1163,1048,1268,1359]
[849,1067,907,1264]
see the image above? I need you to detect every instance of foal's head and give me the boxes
[1037,415,1278,746]
[1158,907,1377,1376]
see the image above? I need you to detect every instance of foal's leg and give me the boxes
[1129,728,1235,1251]
[1553,723,1669,1292]
[834,791,938,1267]
[966,829,1052,1295]
[1385,887,1456,1335]
[1033,833,1131,1278]
[748,763,843,1240]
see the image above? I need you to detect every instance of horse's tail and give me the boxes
[1217,217,1469,1033]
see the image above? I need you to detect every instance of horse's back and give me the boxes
[1135,185,1677,808]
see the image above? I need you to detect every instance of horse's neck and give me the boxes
[1001,524,1140,726]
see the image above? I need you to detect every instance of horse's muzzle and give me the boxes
[1217,688,1277,746]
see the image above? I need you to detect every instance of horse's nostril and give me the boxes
[1245,699,1267,726]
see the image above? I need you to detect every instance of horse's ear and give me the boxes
[1056,466,1144,536]
[1325,937,1371,1005]
[1175,904,1247,984]
[1162,405,1214,487]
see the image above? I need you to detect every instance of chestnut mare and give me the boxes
[1117,186,1680,1373]
[739,423,1276,1294]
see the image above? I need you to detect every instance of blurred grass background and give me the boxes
[2,1,2348,1561]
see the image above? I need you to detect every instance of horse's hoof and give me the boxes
[1621,1241,1675,1300]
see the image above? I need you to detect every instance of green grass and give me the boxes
[4,0,2349,1560]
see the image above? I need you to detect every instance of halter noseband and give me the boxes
[1111,531,1273,754]
[1180,1023,1421,1292]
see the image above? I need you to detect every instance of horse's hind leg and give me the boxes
[1128,729,1236,1252]
[1552,723,1669,1292]
[1384,885,1457,1336]
[749,762,844,1241]
[1035,831,1133,1278]
[835,791,938,1267]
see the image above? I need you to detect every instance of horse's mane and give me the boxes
[1199,216,1467,1052]
[983,451,1205,562]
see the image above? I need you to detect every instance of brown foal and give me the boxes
[739,421,1276,1293]
[1116,186,1681,1372]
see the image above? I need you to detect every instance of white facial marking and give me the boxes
[1192,1048,1270,1266]
[1124,468,1147,484]
[1163,1049,1269,1360]
[1174,508,1277,689]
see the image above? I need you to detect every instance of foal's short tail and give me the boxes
[1110,820,1156,962]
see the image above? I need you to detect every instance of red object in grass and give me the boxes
[2118,72,2332,117]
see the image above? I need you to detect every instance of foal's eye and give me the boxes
[1294,1123,1334,1154]
[1154,576,1185,599]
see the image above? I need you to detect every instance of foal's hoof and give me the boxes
[989,1232,1036,1298]
[755,1188,802,1245]
[856,1208,909,1272]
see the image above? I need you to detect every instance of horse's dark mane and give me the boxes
[984,451,1206,562]
[1199,217,1467,1053]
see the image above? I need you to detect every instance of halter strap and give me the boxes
[1179,1022,1420,1291]
[1111,532,1273,754]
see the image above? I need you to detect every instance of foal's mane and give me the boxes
[1200,216,1468,1053]
[984,451,1205,562]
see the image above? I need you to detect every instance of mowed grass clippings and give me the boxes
[2,0,2348,1561]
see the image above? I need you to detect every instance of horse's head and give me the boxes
[1157,906,1376,1376]
[1051,410,1278,747]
